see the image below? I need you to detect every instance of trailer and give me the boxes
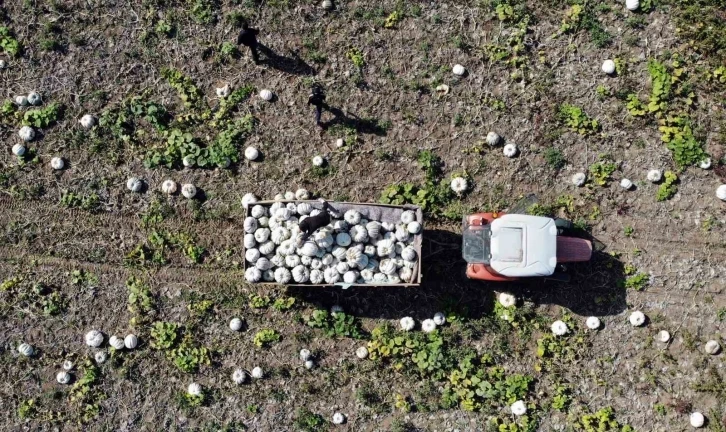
[243,201,423,287]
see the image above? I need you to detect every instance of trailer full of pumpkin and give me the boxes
[242,195,592,286]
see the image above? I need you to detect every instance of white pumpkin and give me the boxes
[229,318,244,331]
[216,84,231,98]
[361,269,375,281]
[379,259,397,275]
[251,366,264,379]
[285,254,301,268]
[126,177,143,192]
[700,158,712,170]
[244,217,258,234]
[271,227,291,245]
[381,221,395,232]
[336,232,352,247]
[310,269,324,284]
[602,59,616,74]
[161,180,177,194]
[56,371,71,384]
[85,330,104,347]
[364,245,376,256]
[324,267,341,284]
[12,144,26,156]
[401,247,417,262]
[322,0,333,10]
[400,317,415,331]
[244,146,259,161]
[80,114,96,128]
[629,311,646,327]
[181,183,197,199]
[244,234,256,249]
[400,211,415,224]
[433,312,446,326]
[250,205,266,219]
[373,273,388,284]
[259,89,273,101]
[690,412,705,428]
[27,92,42,105]
[365,221,381,239]
[407,221,422,234]
[503,143,518,157]
[51,156,65,170]
[350,225,368,243]
[717,185,726,201]
[511,400,527,416]
[275,207,292,221]
[124,334,138,349]
[295,188,310,200]
[486,131,501,146]
[262,269,275,281]
[314,231,334,249]
[254,227,271,243]
[356,347,369,359]
[255,257,272,271]
[18,126,35,142]
[245,267,262,282]
[344,210,361,225]
[451,177,468,194]
[312,155,325,167]
[395,226,410,242]
[187,382,202,396]
[15,95,28,106]
[274,267,292,284]
[551,320,568,336]
[657,330,670,343]
[705,340,721,355]
[17,343,34,357]
[586,316,601,330]
[625,0,639,11]
[422,319,437,333]
[63,360,74,370]
[620,178,633,190]
[109,336,125,350]
[377,239,395,257]
[647,169,662,183]
[232,369,247,384]
[297,202,313,215]
[300,242,319,257]
[292,265,310,283]
[241,193,258,209]
[336,261,350,274]
[332,246,347,260]
[452,64,466,76]
[399,267,413,283]
[322,254,335,266]
[95,351,107,364]
[258,216,270,227]
[278,239,296,256]
[572,172,586,187]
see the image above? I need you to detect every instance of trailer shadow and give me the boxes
[286,229,627,320]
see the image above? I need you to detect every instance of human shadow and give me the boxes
[285,229,626,319]
[319,105,388,136]
[258,44,315,76]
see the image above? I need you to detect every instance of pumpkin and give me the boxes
[255,257,272,271]
[244,217,258,234]
[126,177,143,192]
[56,371,71,384]
[254,228,271,243]
[12,144,26,156]
[400,317,415,331]
[586,317,601,330]
[18,126,35,142]
[80,114,96,128]
[251,367,264,379]
[244,146,259,161]
[350,225,368,243]
[27,92,42,105]
[310,269,324,284]
[241,193,258,209]
[601,59,616,74]
[244,234,256,249]
[17,343,34,357]
[285,254,301,268]
[124,334,138,349]
[503,143,518,157]
[629,311,646,327]
[551,320,568,336]
[620,178,633,190]
[452,64,466,76]
[85,330,104,347]
[245,267,262,282]
[324,267,341,283]
[259,89,273,101]
[274,267,292,284]
[109,335,125,350]
[486,131,501,146]
[216,84,231,98]
[295,188,310,200]
[95,351,108,364]
[450,177,468,194]
[181,183,197,199]
[232,369,247,384]
[332,413,346,425]
[161,180,177,194]
[229,318,243,331]
[336,232,352,247]
[344,210,361,225]
[572,172,586,187]
[187,382,202,396]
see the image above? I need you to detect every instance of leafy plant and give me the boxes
[656,170,678,201]
[588,159,618,186]
[346,47,364,69]
[249,294,271,309]
[60,190,100,212]
[305,309,367,339]
[161,68,205,111]
[576,407,634,432]
[384,10,402,28]
[551,383,571,411]
[625,94,646,117]
[69,359,105,423]
[127,276,155,326]
[253,329,281,348]
[272,297,296,311]
[558,103,600,136]
[658,117,705,167]
[294,408,327,432]
[0,26,21,57]
[17,399,36,419]
[22,103,63,128]
[150,321,179,350]
[544,147,565,170]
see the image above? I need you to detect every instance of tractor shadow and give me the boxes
[286,229,627,319]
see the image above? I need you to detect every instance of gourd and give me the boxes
[181,183,197,199]
[285,254,301,268]
[254,227,271,243]
[56,371,71,384]
[245,267,262,282]
[625,0,639,11]
[85,330,104,347]
[244,234,256,249]
[343,270,358,284]
[377,239,395,257]
[245,248,260,263]
[50,157,64,171]
[161,180,177,194]
[229,318,243,331]
[586,316,601,330]
[278,239,296,256]
[80,114,96,128]
[314,231,334,248]
[336,232,352,247]
[216,84,231,98]
[350,225,368,243]
[241,193,258,209]
[511,401,527,416]
[95,351,107,364]
[379,259,397,275]
[400,317,415,331]
[124,334,138,349]
[259,89,273,101]
[364,245,376,256]
[690,412,705,428]
[292,265,310,283]
[271,227,291,245]
[452,64,466,76]
[244,146,259,161]
[629,311,646,326]
[361,269,374,281]
[126,177,143,192]
[406,222,421,234]
[18,126,35,142]
[717,185,726,201]
[15,95,28,106]
[450,177,468,194]
[394,226,410,242]
[366,221,381,238]
[551,320,568,335]
[312,155,325,167]
[602,59,615,74]
[333,220,348,232]
[17,343,34,357]
[620,179,633,190]
[310,269,324,284]
[187,383,202,396]
[232,369,247,384]
[297,202,313,215]
[705,340,721,355]
[373,273,388,284]
[356,347,369,359]
[324,267,341,283]
[12,144,26,156]
[422,318,437,332]
[572,172,586,187]
[399,267,413,283]
[401,247,417,262]
[258,216,269,227]
[400,211,415,224]
[251,367,264,379]
[336,261,350,274]
[322,0,333,10]
[251,205,267,218]
[109,335,125,350]
[503,143,518,157]
[344,210,361,225]
[27,92,42,105]
[262,269,275,281]
[295,188,310,200]
[657,330,670,342]
[647,169,662,183]
[486,131,500,146]
[300,242,319,257]
[275,207,292,221]
[274,267,292,284]
[332,246,347,261]
[255,257,272,270]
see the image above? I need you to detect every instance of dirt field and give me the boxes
[2,0,726,431]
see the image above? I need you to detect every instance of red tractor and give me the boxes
[463,211,592,282]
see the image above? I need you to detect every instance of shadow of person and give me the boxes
[285,229,627,320]
[319,105,388,136]
[258,44,315,76]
